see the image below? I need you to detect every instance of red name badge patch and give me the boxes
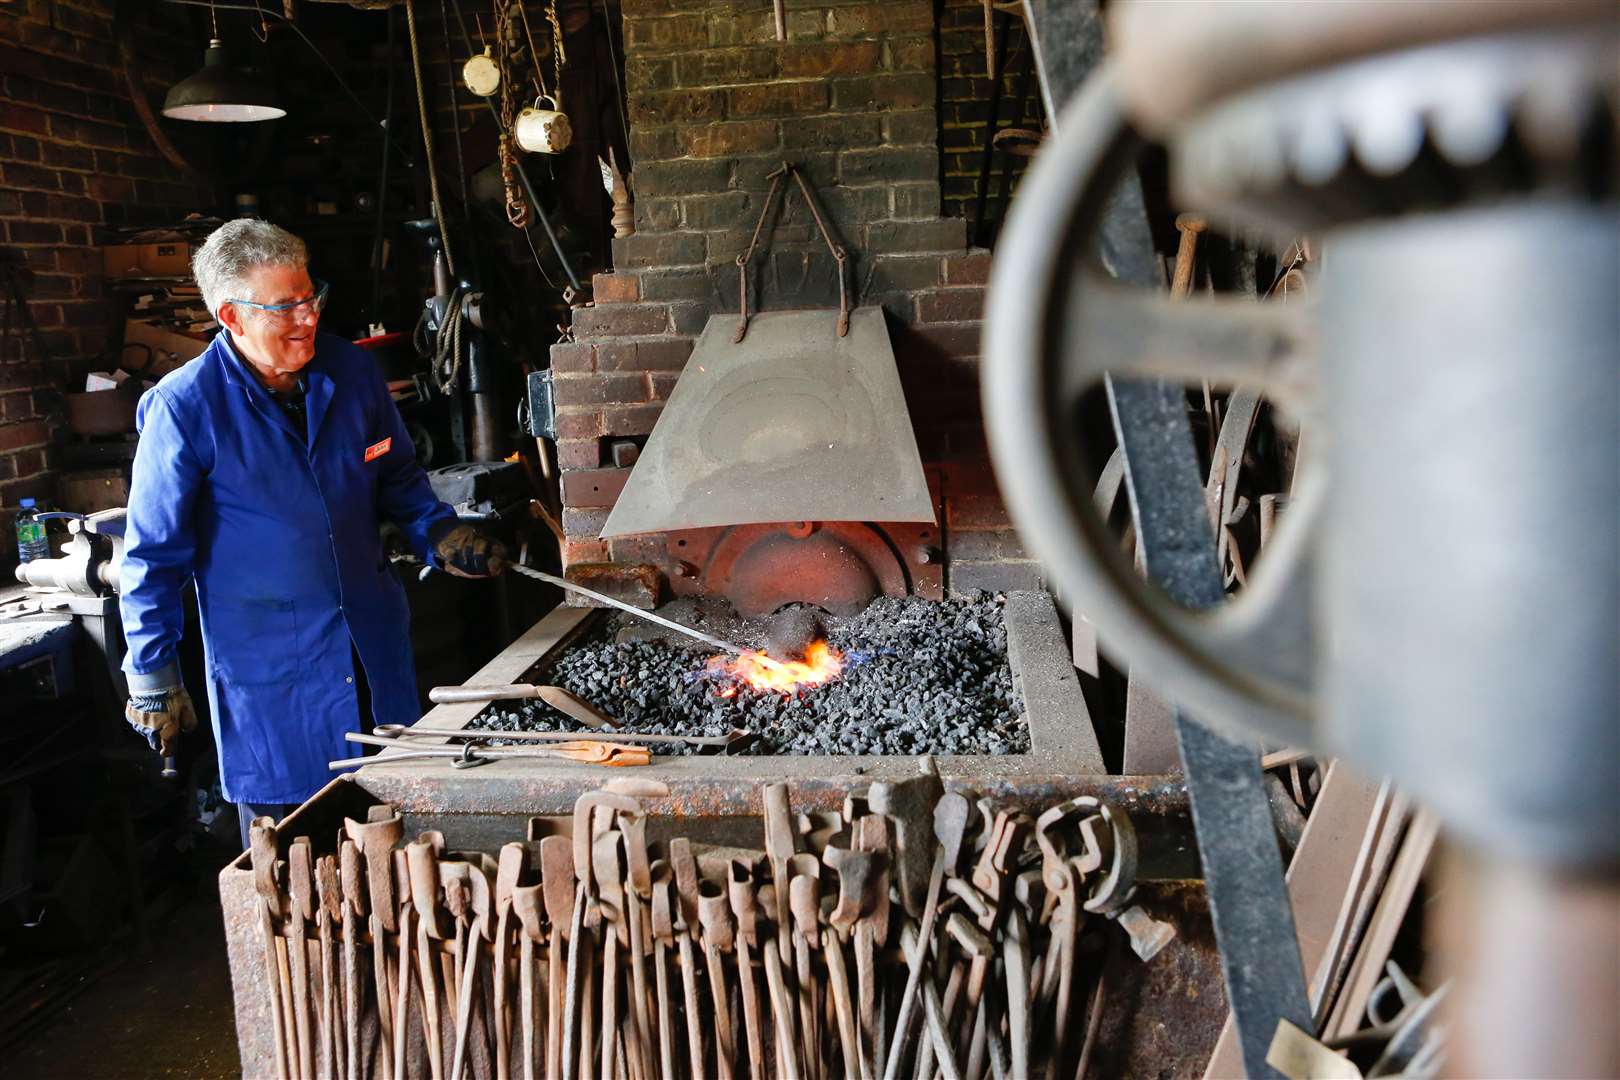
[364,438,392,462]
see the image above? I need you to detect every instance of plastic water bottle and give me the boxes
[15,498,48,563]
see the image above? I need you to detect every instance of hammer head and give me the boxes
[868,763,944,919]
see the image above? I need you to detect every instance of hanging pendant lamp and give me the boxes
[162,37,285,122]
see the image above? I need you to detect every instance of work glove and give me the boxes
[125,686,198,757]
[432,521,509,578]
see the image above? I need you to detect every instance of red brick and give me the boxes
[826,4,935,36]
[554,408,605,440]
[629,88,725,126]
[917,288,985,323]
[561,468,630,509]
[946,494,1011,528]
[10,448,46,478]
[634,339,694,371]
[0,393,35,422]
[556,439,601,470]
[550,342,595,374]
[0,420,51,452]
[680,119,779,159]
[603,403,664,436]
[562,538,610,565]
[0,103,49,136]
[592,273,640,303]
[1,160,60,191]
[552,373,647,407]
[648,373,681,400]
[943,250,993,286]
[623,14,708,52]
[571,303,671,339]
[728,82,826,118]
[561,507,611,537]
[778,42,881,78]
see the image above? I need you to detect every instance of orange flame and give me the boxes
[707,640,845,695]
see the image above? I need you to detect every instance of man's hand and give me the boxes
[432,522,509,578]
[125,686,199,757]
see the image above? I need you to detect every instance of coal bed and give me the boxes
[467,593,1030,755]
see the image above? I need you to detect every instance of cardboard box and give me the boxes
[121,318,209,375]
[102,241,192,279]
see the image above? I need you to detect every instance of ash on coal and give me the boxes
[468,593,1029,756]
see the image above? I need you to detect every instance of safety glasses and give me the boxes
[229,279,330,323]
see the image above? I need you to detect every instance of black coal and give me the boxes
[468,594,1029,755]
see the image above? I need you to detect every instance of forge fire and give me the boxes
[469,595,1029,756]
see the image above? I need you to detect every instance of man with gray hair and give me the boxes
[119,219,504,842]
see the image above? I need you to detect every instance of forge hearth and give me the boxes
[358,590,1104,821]
[468,594,1028,756]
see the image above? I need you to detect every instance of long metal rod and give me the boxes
[507,563,790,670]
[366,725,747,750]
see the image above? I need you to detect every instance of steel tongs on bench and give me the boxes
[332,731,653,770]
[369,723,757,755]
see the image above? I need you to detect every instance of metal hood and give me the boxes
[600,307,937,536]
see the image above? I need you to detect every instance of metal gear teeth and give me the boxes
[1172,26,1619,237]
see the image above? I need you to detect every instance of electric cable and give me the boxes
[157,0,414,165]
[598,0,632,155]
[368,3,397,324]
[405,0,457,279]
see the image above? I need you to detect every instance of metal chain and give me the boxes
[495,0,531,229]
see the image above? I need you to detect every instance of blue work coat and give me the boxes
[119,331,456,804]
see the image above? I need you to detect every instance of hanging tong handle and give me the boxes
[734,161,850,343]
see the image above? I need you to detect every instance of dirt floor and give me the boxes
[8,862,241,1079]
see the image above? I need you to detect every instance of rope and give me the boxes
[405,0,457,278]
[432,287,468,395]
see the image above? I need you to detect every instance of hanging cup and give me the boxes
[514,95,573,154]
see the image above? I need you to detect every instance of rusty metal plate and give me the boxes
[600,308,936,536]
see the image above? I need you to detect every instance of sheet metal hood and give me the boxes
[600,308,937,536]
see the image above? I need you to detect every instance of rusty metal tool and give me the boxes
[824,844,884,1080]
[900,922,964,1080]
[762,783,800,967]
[512,878,546,1080]
[650,865,680,1080]
[851,813,890,1076]
[787,856,822,1080]
[249,819,293,1080]
[871,767,946,1080]
[450,857,496,1080]
[760,909,803,1080]
[565,789,638,1080]
[344,807,405,1080]
[619,807,660,1080]
[427,683,621,728]
[669,837,709,1079]
[335,734,653,768]
[315,854,343,1080]
[338,839,364,1080]
[407,835,449,1080]
[591,829,628,1080]
[287,837,317,1080]
[699,879,740,1080]
[728,858,769,1080]
[372,723,756,755]
[541,836,575,1080]
[391,849,415,1080]
[491,843,526,1080]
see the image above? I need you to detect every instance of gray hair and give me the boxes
[191,219,307,317]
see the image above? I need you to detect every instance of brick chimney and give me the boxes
[549,0,1039,604]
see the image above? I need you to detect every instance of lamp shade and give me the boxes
[162,39,285,122]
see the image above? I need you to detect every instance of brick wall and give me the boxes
[0,0,212,515]
[937,0,1044,241]
[550,0,1042,600]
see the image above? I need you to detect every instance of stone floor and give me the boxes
[10,862,240,1079]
